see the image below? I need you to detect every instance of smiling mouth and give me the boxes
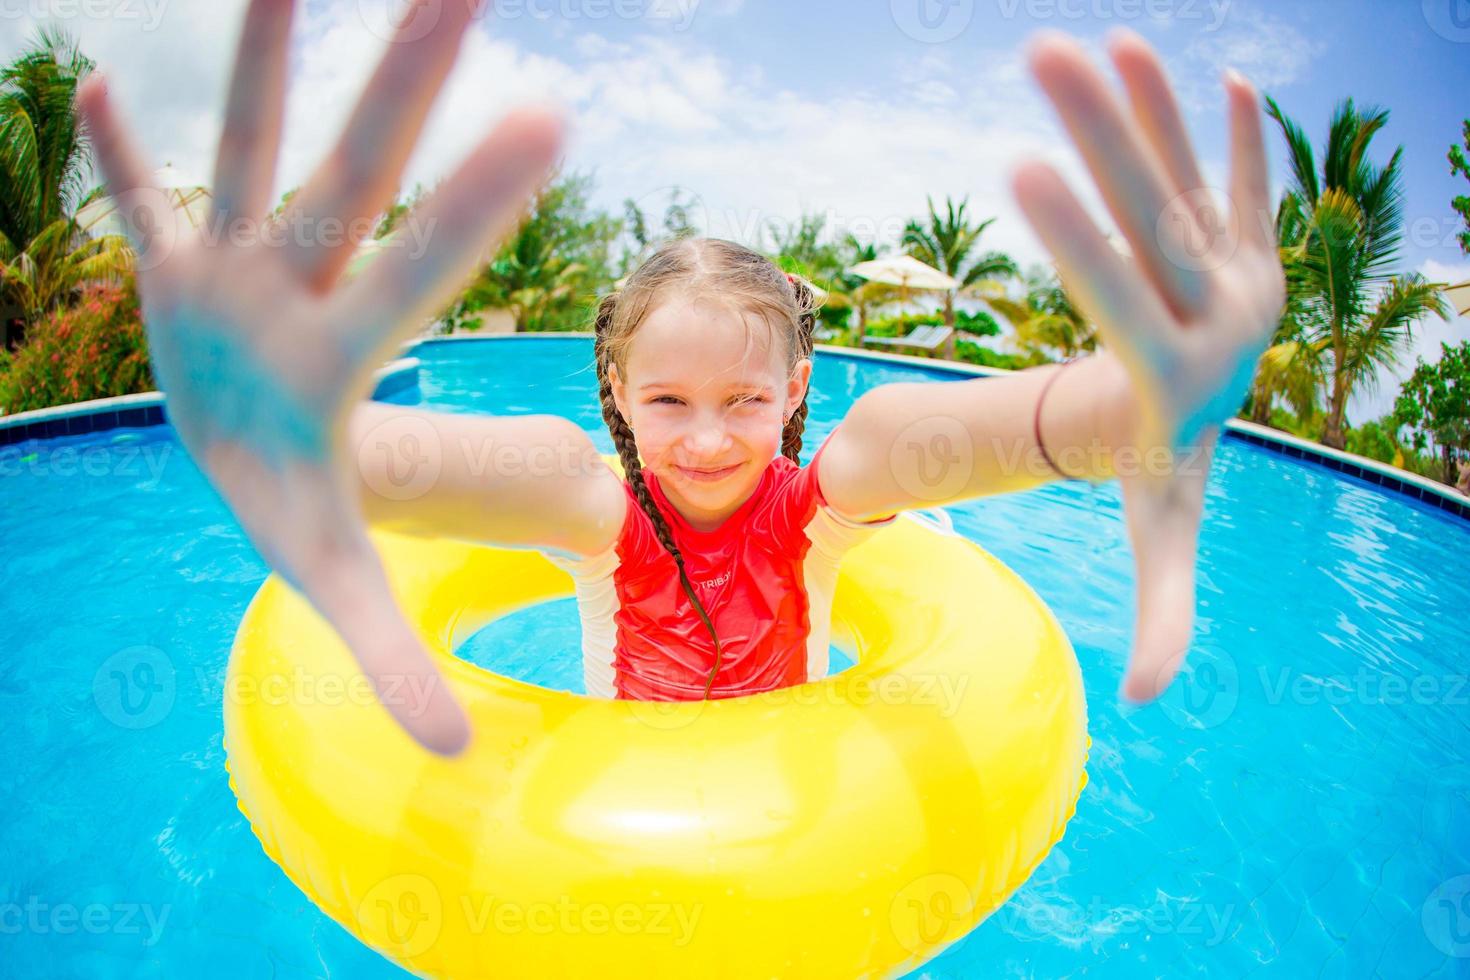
[675,463,742,482]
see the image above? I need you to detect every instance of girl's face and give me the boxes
[610,293,812,532]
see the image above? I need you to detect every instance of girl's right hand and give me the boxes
[76,0,564,754]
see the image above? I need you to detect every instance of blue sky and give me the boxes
[3,0,1467,423]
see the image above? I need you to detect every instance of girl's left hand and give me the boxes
[1012,30,1286,700]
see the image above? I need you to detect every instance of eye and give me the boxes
[651,395,683,405]
[730,394,768,406]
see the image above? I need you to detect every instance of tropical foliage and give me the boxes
[1393,340,1470,484]
[977,268,1096,361]
[2,29,1463,495]
[902,195,1018,356]
[0,280,151,413]
[1449,119,1470,255]
[445,169,618,333]
[1259,96,1450,449]
[0,27,130,349]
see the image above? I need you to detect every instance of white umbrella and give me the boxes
[1446,278,1470,318]
[75,163,212,237]
[847,254,957,305]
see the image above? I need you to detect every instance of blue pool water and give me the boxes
[2,336,1468,977]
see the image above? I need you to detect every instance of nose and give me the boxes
[685,411,730,457]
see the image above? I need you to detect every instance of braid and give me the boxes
[780,274,818,463]
[594,292,725,699]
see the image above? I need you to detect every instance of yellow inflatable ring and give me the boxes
[224,468,1088,979]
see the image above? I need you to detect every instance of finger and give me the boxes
[1027,31,1208,321]
[74,74,169,257]
[212,0,297,224]
[1012,159,1176,379]
[1226,69,1274,254]
[1107,29,1206,202]
[316,548,473,756]
[330,106,563,362]
[209,444,472,755]
[283,0,484,292]
[1118,459,1209,701]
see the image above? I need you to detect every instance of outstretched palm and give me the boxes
[77,0,563,753]
[1014,31,1286,699]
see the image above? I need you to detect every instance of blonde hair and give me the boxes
[592,237,819,698]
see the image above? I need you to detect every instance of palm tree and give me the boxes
[453,169,616,332]
[822,233,903,345]
[902,195,1018,357]
[0,27,130,349]
[978,269,1095,362]
[1246,193,1327,425]
[1265,97,1450,449]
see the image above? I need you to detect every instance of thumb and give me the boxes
[1117,441,1212,702]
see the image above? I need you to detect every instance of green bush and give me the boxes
[0,281,153,415]
[864,311,944,338]
[1343,418,1398,464]
[955,308,1000,337]
[817,305,851,331]
[954,338,1041,371]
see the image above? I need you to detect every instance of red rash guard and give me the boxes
[546,427,898,701]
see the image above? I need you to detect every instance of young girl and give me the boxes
[76,0,1285,755]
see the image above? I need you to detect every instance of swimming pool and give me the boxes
[2,336,1466,977]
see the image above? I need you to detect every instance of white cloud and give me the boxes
[2,1,1258,288]
[1173,8,1324,110]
